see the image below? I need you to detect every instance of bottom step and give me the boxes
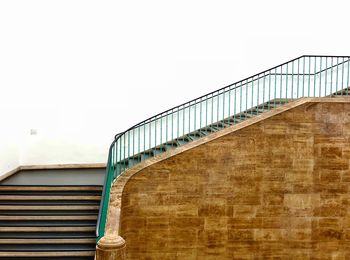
[0,251,95,258]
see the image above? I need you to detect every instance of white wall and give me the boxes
[1,0,350,175]
[19,106,118,166]
[0,108,21,174]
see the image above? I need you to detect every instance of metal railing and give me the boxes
[96,55,350,240]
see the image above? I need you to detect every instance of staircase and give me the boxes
[96,55,350,242]
[0,185,102,259]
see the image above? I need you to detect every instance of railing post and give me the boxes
[96,235,126,260]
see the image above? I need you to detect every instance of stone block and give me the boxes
[204,217,228,230]
[227,229,254,242]
[255,229,284,241]
[146,217,169,230]
[227,193,261,205]
[233,205,256,217]
[312,228,344,241]
[313,203,346,217]
[169,217,204,230]
[227,218,262,229]
[198,198,227,217]
[168,204,198,217]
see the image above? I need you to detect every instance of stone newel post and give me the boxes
[96,235,126,260]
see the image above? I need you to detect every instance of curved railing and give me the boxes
[96,55,350,240]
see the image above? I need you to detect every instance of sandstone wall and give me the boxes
[119,101,350,259]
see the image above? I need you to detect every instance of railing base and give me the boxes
[96,235,126,260]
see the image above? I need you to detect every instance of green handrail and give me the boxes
[96,55,350,241]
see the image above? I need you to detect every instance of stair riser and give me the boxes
[0,191,102,196]
[0,244,96,252]
[0,257,94,260]
[0,232,95,239]
[0,220,97,227]
[0,210,98,216]
[0,201,100,205]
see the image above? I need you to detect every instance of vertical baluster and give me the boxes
[112,141,118,178]
[119,138,122,175]
[286,63,288,102]
[239,83,242,120]
[116,142,119,175]
[166,112,168,147]
[155,117,157,149]
[251,77,255,115]
[342,57,345,95]
[123,134,126,170]
[199,98,202,137]
[111,144,114,178]
[116,142,118,175]
[274,68,277,107]
[347,58,350,96]
[268,71,271,110]
[160,114,163,150]
[222,88,225,125]
[291,61,294,100]
[113,142,116,177]
[297,58,300,98]
[325,58,328,96]
[128,131,130,165]
[149,121,151,152]
[114,143,116,175]
[172,109,174,143]
[183,105,185,142]
[336,57,339,95]
[257,75,260,112]
[234,84,237,123]
[263,73,266,109]
[314,57,316,97]
[319,57,322,97]
[188,102,191,137]
[115,142,118,175]
[177,107,179,147]
[217,91,220,127]
[206,95,208,127]
[245,80,248,118]
[308,56,311,97]
[194,99,197,135]
[302,57,305,97]
[132,129,134,159]
[228,86,231,124]
[120,136,123,171]
[211,93,214,125]
[330,57,334,95]
[182,103,187,141]
[280,66,283,104]
[143,123,146,160]
[138,127,140,162]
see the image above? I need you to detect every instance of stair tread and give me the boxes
[0,251,95,257]
[0,195,101,200]
[0,226,95,232]
[0,186,102,191]
[0,238,95,244]
[0,205,99,210]
[0,215,97,220]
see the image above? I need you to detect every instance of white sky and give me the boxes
[1,0,350,135]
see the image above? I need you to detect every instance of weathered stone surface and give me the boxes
[115,100,350,259]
